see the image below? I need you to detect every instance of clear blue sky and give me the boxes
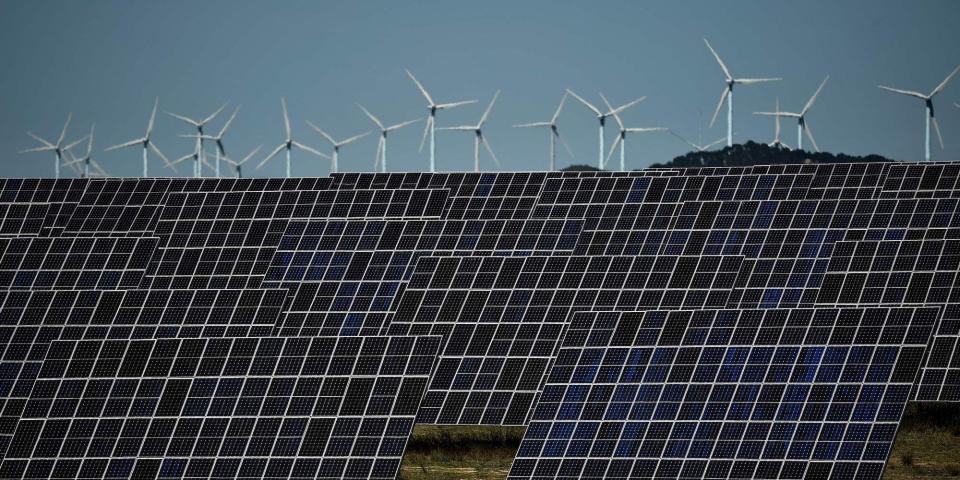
[1,0,958,177]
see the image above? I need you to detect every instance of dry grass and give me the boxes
[398,403,960,480]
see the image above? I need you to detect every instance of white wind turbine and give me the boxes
[356,104,421,173]
[19,113,82,178]
[600,94,667,171]
[183,106,240,177]
[104,98,176,176]
[165,102,228,177]
[753,97,791,149]
[878,65,960,161]
[258,98,329,177]
[406,69,477,173]
[306,122,371,174]
[222,145,261,179]
[64,125,107,178]
[704,38,781,147]
[567,89,644,169]
[438,90,501,172]
[670,131,727,153]
[754,76,828,151]
[513,92,574,171]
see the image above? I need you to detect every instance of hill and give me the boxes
[561,141,895,171]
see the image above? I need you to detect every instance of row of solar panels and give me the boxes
[0,163,956,479]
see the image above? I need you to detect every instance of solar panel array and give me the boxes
[0,163,955,479]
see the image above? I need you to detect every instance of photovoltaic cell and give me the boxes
[0,237,157,290]
[509,307,939,480]
[0,335,440,480]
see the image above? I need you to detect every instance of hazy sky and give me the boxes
[1,0,959,177]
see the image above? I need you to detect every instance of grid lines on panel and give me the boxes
[509,307,939,480]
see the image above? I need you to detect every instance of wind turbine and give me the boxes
[356,104,421,172]
[63,125,106,178]
[306,122,371,174]
[438,90,501,172]
[19,113,79,178]
[754,76,828,151]
[405,69,477,172]
[104,98,175,177]
[165,102,227,177]
[170,141,201,175]
[182,106,240,177]
[670,131,727,153]
[513,92,574,171]
[704,38,781,147]
[222,145,261,179]
[753,97,791,149]
[567,89,644,169]
[878,65,960,161]
[257,98,329,177]
[600,94,666,171]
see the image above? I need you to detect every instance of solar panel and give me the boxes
[0,236,157,290]
[509,307,939,480]
[0,289,288,458]
[0,204,49,237]
[0,335,440,480]
[388,254,743,425]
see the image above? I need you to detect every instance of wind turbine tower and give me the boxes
[878,65,959,161]
[357,104,421,173]
[513,92,574,171]
[704,38,781,147]
[438,90,502,172]
[406,69,477,172]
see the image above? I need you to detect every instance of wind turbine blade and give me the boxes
[170,153,194,166]
[26,132,55,148]
[90,159,107,176]
[85,124,95,156]
[281,97,291,140]
[513,122,551,128]
[57,112,73,146]
[625,127,668,133]
[19,145,55,154]
[703,38,732,80]
[239,145,262,165]
[436,100,477,109]
[149,142,176,171]
[669,131,699,150]
[305,120,337,145]
[292,140,331,159]
[374,137,383,170]
[147,97,159,137]
[565,89,602,116]
[598,94,624,130]
[709,87,729,128]
[257,144,286,170]
[64,135,90,152]
[202,102,228,125]
[955,103,960,108]
[931,64,960,96]
[555,129,574,158]
[735,78,782,84]
[609,96,646,116]
[551,91,568,124]
[164,110,198,125]
[405,69,435,105]
[419,116,431,152]
[479,90,500,126]
[104,138,145,151]
[605,135,621,168]
[339,130,371,146]
[803,122,819,152]
[386,118,421,131]
[217,106,240,137]
[802,76,829,115]
[481,136,500,167]
[356,104,385,130]
[704,137,727,150]
[877,85,927,99]
[931,116,945,150]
